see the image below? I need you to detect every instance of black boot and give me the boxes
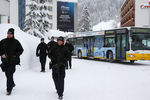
[58,96,63,100]
[6,90,12,95]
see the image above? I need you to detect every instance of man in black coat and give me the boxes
[65,39,74,69]
[48,36,69,99]
[36,38,48,72]
[0,28,24,95]
[47,36,57,69]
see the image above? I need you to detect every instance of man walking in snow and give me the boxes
[65,39,74,69]
[36,38,48,72]
[47,36,56,69]
[0,28,24,95]
[48,36,69,99]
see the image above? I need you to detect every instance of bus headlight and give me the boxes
[128,55,135,57]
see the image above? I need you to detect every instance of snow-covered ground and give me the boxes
[0,24,150,100]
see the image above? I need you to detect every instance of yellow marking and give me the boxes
[126,53,150,60]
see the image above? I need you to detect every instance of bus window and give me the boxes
[77,38,83,47]
[105,36,115,47]
[95,36,104,49]
[131,34,150,50]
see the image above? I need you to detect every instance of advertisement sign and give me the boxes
[57,1,74,32]
[140,1,150,9]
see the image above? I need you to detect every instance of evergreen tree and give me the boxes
[24,1,42,38]
[78,0,124,27]
[78,5,91,32]
[38,0,51,36]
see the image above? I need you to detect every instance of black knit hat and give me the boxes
[7,28,14,35]
[51,36,54,39]
[66,39,70,41]
[41,38,44,41]
[57,36,64,42]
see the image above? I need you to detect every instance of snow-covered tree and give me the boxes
[78,0,124,27]
[24,1,42,38]
[38,0,51,35]
[78,5,91,32]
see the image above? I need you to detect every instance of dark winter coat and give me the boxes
[0,41,2,56]
[36,42,48,57]
[48,44,70,68]
[65,43,74,56]
[47,41,57,52]
[0,37,24,65]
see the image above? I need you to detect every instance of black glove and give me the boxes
[0,63,6,72]
[36,54,39,57]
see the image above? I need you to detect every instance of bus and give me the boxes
[68,27,150,63]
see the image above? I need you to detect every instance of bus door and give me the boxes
[87,37,94,57]
[116,33,127,60]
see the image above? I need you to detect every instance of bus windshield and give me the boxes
[131,33,150,50]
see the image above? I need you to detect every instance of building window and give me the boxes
[48,0,53,3]
[48,6,53,11]
[50,23,53,29]
[48,15,53,19]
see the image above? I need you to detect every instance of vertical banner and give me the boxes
[57,1,74,32]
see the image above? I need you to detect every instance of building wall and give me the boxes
[52,0,57,30]
[0,0,10,16]
[10,0,18,26]
[135,0,149,26]
[74,3,78,32]
[0,0,10,24]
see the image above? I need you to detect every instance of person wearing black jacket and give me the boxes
[0,28,24,95]
[36,38,48,72]
[48,36,69,99]
[47,36,56,69]
[65,39,74,69]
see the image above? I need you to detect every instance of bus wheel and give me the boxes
[108,52,114,63]
[130,60,135,64]
[78,51,82,59]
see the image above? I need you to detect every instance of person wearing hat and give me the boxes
[47,36,57,69]
[65,39,74,69]
[36,38,48,72]
[0,28,24,95]
[48,36,69,99]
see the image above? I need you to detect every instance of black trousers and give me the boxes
[4,64,16,92]
[66,56,72,69]
[52,67,65,96]
[40,55,47,71]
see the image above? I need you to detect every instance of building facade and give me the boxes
[121,0,150,27]
[0,0,78,32]
[121,0,135,27]
[0,0,26,30]
[0,0,10,24]
[32,0,57,30]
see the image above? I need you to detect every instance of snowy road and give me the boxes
[0,58,150,100]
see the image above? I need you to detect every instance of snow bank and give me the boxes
[93,20,120,31]
[0,24,40,70]
[57,0,78,3]
[44,30,74,40]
